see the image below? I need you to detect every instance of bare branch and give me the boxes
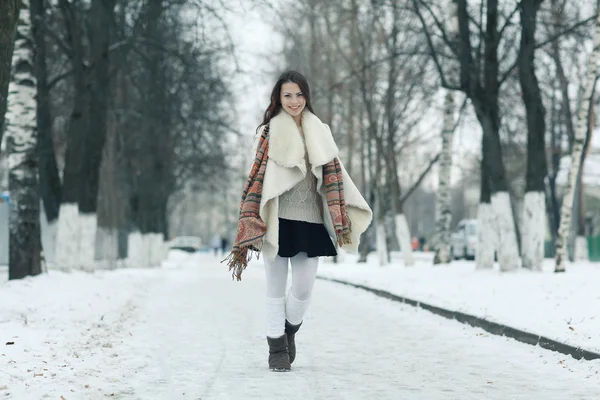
[415,0,459,58]
[400,152,440,205]
[536,15,595,49]
[498,4,520,39]
[499,15,596,86]
[410,0,456,89]
[48,68,73,90]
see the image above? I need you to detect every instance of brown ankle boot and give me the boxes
[267,334,291,372]
[285,320,302,364]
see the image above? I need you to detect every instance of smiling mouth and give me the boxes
[289,106,300,111]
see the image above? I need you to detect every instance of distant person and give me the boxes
[412,236,419,251]
[210,234,221,256]
[224,70,372,372]
[220,236,228,255]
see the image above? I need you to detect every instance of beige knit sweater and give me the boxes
[278,126,323,223]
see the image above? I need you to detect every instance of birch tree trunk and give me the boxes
[573,107,594,262]
[555,9,600,273]
[0,0,20,136]
[6,0,42,280]
[519,0,547,271]
[433,91,455,265]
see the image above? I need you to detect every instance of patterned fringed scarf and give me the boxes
[224,123,352,281]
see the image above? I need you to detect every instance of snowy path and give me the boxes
[2,254,600,399]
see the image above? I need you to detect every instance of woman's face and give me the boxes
[280,82,306,119]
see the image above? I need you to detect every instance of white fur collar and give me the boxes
[268,109,339,170]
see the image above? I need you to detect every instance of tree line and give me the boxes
[263,0,599,272]
[0,0,234,279]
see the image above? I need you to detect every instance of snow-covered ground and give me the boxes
[1,252,599,399]
[319,252,600,354]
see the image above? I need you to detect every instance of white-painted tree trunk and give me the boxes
[574,236,589,261]
[555,9,600,272]
[376,222,389,266]
[55,203,80,269]
[476,203,495,269]
[126,231,144,268]
[95,226,118,269]
[521,192,545,270]
[492,192,520,271]
[394,214,414,266]
[79,212,97,269]
[126,232,165,268]
[149,233,165,267]
[433,91,455,265]
[161,236,169,264]
[40,216,57,265]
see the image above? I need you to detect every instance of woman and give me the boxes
[225,70,372,372]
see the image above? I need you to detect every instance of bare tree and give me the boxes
[76,0,117,265]
[519,0,547,271]
[31,0,61,242]
[53,0,91,268]
[534,0,596,259]
[412,0,521,271]
[555,5,600,272]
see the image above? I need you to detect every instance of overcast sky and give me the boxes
[223,1,283,138]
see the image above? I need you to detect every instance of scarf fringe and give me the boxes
[337,230,353,247]
[336,224,353,246]
[222,245,261,281]
[336,216,353,247]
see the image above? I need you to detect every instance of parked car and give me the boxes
[451,219,477,260]
[168,236,202,253]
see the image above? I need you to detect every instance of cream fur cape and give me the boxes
[258,109,372,261]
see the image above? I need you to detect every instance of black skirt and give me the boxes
[277,218,337,258]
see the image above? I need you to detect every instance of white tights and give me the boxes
[264,253,319,338]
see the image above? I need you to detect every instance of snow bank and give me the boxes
[319,252,600,353]
[0,265,162,398]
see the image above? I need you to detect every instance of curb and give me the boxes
[317,276,600,361]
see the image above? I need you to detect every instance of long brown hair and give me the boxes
[257,70,315,132]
